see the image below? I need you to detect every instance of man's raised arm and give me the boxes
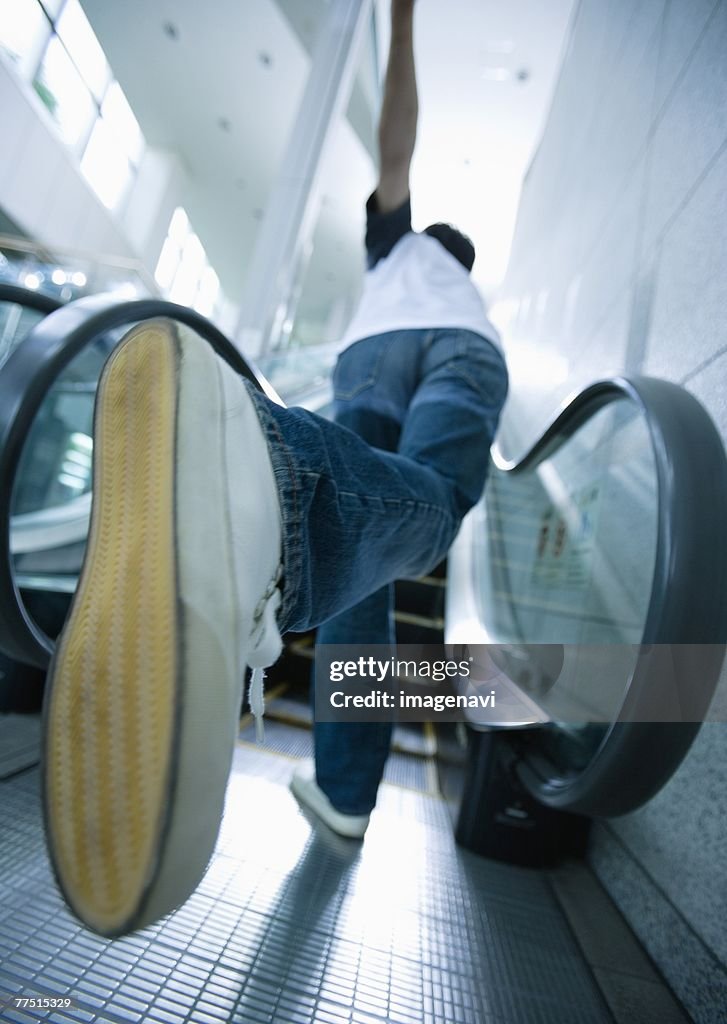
[375,0,417,213]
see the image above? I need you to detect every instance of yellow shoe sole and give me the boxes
[43,320,241,936]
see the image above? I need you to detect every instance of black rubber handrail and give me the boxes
[0,282,62,316]
[0,294,282,667]
[486,377,727,816]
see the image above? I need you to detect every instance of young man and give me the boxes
[291,0,507,837]
[42,0,507,938]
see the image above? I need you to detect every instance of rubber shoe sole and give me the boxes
[42,320,274,936]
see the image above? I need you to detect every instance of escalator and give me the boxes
[443,377,726,865]
[0,288,724,1022]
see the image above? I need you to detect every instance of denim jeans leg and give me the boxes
[397,329,509,508]
[314,585,395,814]
[312,337,413,813]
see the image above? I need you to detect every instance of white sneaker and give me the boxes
[43,320,283,936]
[290,762,370,838]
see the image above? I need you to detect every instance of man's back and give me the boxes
[340,229,500,350]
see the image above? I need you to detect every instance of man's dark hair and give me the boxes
[423,223,475,272]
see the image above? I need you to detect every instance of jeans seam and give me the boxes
[335,489,457,518]
[248,387,301,630]
[334,334,396,400]
[446,341,509,400]
[447,363,496,393]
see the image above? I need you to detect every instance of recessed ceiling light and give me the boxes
[163,21,179,41]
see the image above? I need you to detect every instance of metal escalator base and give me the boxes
[0,714,40,778]
[1,745,616,1024]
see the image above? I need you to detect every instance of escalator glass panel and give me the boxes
[461,400,661,770]
[475,399,659,647]
[10,333,119,597]
[0,303,47,371]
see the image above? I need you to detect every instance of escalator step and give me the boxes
[0,753,617,1024]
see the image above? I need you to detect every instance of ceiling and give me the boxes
[79,0,574,342]
[79,0,319,298]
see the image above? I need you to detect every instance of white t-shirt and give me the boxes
[339,231,501,353]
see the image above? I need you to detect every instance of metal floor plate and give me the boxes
[0,745,612,1024]
[0,714,41,778]
[238,720,432,794]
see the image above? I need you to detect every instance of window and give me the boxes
[0,0,145,211]
[81,83,143,209]
[0,0,49,78]
[155,208,221,317]
[34,33,96,147]
[55,0,109,100]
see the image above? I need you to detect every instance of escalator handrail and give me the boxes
[0,293,282,667]
[482,375,727,815]
[0,282,62,316]
[490,375,727,646]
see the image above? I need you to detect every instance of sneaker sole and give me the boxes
[43,321,242,936]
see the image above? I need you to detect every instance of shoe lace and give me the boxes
[247,571,283,742]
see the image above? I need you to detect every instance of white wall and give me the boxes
[496,2,727,1020]
[123,147,190,275]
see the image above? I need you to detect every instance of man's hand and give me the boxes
[376,0,418,213]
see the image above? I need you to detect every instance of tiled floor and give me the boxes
[0,744,612,1023]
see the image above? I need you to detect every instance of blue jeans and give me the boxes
[249,329,508,814]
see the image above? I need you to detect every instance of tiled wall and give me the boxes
[495,1,727,1020]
